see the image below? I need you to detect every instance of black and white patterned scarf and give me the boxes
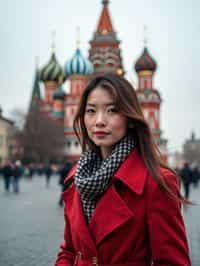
[74,134,135,223]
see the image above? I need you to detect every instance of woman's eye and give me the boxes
[108,107,118,113]
[85,108,95,113]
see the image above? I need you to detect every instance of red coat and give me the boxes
[55,149,191,266]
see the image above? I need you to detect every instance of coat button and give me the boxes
[92,256,98,265]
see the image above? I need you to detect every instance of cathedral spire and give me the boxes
[97,0,113,34]
[29,57,41,111]
[32,57,41,100]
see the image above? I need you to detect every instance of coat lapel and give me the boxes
[89,149,148,246]
[89,183,134,246]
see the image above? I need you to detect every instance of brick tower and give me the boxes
[89,0,124,76]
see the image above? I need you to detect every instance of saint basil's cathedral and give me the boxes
[31,0,167,161]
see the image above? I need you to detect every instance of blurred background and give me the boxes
[0,0,200,265]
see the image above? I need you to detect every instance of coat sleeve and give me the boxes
[147,171,191,266]
[54,211,75,266]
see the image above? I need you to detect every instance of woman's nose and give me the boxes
[95,112,106,126]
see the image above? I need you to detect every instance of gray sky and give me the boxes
[0,0,200,153]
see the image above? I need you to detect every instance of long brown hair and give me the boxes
[73,73,185,202]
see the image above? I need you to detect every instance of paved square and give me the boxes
[0,176,199,265]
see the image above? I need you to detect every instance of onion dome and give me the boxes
[53,85,66,100]
[64,48,93,76]
[40,53,65,82]
[135,47,157,73]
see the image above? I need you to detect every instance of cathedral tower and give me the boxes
[134,32,167,160]
[89,0,124,76]
[40,35,65,111]
[63,41,93,161]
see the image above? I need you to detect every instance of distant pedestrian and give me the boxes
[27,163,35,179]
[180,162,193,199]
[45,164,52,187]
[58,161,73,206]
[13,160,23,193]
[2,160,13,192]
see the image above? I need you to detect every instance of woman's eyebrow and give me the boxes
[86,102,115,106]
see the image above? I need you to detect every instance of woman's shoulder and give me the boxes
[146,167,180,197]
[159,167,179,186]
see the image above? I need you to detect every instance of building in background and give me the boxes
[29,0,167,161]
[167,132,200,170]
[0,107,15,164]
[183,132,200,166]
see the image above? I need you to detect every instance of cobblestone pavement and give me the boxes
[0,175,200,266]
[0,175,64,266]
[181,184,200,266]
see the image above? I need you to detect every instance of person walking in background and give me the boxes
[37,163,44,177]
[2,160,13,192]
[55,73,191,266]
[13,160,23,193]
[58,160,74,207]
[44,164,52,187]
[180,162,193,199]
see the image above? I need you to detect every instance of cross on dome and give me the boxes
[143,25,148,47]
[51,30,56,53]
[76,26,80,48]
[102,0,109,5]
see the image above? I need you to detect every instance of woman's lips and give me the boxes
[95,131,109,137]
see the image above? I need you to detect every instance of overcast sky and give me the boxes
[0,0,200,153]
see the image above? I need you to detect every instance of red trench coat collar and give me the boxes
[64,148,148,252]
[66,149,147,193]
[66,149,147,195]
[114,149,148,194]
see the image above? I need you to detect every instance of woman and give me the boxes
[55,73,191,266]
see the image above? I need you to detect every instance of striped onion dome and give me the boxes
[135,47,157,73]
[40,53,65,82]
[53,85,66,100]
[64,48,93,76]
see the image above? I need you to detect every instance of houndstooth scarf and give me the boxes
[74,134,135,224]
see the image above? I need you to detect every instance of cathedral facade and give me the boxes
[31,0,167,161]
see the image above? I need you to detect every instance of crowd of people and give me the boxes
[1,158,199,201]
[0,159,74,207]
[0,160,23,193]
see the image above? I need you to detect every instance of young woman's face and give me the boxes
[84,87,128,159]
